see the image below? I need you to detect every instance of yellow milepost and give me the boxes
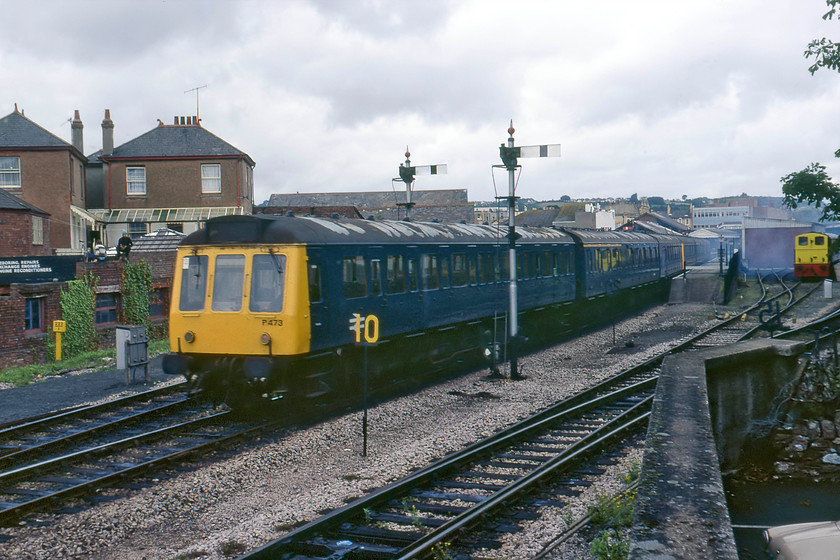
[53,320,67,361]
[352,313,380,344]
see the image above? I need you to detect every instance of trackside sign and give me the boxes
[0,256,79,284]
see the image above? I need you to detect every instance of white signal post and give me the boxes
[497,121,561,379]
[396,147,447,221]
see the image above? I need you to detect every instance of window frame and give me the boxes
[32,215,43,245]
[201,163,222,194]
[95,292,119,326]
[24,297,44,334]
[126,166,147,196]
[0,156,21,189]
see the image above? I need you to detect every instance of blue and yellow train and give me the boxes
[163,214,711,407]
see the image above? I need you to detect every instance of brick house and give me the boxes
[0,105,87,252]
[84,112,256,246]
[0,188,51,258]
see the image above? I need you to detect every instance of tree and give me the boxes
[781,163,840,222]
[560,194,571,202]
[781,1,840,220]
[806,1,840,76]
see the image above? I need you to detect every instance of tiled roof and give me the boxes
[0,110,73,149]
[105,124,254,165]
[267,189,469,208]
[133,228,185,253]
[0,188,48,214]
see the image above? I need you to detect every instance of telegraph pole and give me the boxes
[396,147,446,221]
[497,121,561,379]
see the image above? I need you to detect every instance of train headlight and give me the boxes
[184,331,196,343]
[260,333,271,345]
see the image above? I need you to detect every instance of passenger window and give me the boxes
[452,253,468,286]
[407,258,418,292]
[386,255,406,294]
[343,256,367,298]
[421,254,439,290]
[308,263,322,302]
[441,255,450,288]
[370,259,382,295]
[212,254,245,312]
[542,251,553,277]
[250,254,286,312]
[179,255,208,311]
[468,255,477,285]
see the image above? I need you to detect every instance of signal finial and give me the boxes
[405,145,411,159]
[508,120,515,137]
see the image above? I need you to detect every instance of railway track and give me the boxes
[235,272,831,559]
[0,383,273,526]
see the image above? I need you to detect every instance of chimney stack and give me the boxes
[71,110,84,153]
[102,109,114,156]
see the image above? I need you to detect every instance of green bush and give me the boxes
[121,260,153,328]
[59,273,97,359]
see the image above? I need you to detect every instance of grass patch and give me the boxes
[0,339,170,387]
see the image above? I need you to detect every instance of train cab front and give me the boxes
[165,245,311,405]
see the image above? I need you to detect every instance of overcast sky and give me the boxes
[3,0,839,205]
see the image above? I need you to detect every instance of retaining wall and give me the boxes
[629,339,805,559]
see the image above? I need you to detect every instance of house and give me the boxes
[0,105,87,252]
[0,188,51,257]
[84,112,256,247]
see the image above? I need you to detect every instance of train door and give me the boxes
[305,247,329,350]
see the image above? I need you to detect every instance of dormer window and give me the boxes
[0,156,21,188]
[201,163,221,193]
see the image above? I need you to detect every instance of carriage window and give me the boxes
[816,237,825,246]
[798,237,809,246]
[542,251,554,277]
[179,255,208,311]
[441,255,450,288]
[452,253,468,286]
[479,253,493,284]
[370,259,382,295]
[212,255,245,312]
[407,258,418,292]
[308,263,322,302]
[421,254,439,290]
[250,254,286,312]
[468,255,477,285]
[343,256,367,298]
[386,255,406,293]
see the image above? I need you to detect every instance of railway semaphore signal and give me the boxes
[496,121,561,380]
[395,147,447,221]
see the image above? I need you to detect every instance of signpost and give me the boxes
[395,148,447,221]
[53,320,66,361]
[350,313,380,456]
[496,121,561,379]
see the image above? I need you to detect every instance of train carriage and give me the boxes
[163,214,704,409]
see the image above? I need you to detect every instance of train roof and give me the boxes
[563,228,658,245]
[180,214,577,247]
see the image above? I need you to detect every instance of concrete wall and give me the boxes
[630,339,805,559]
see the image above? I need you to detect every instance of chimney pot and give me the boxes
[71,110,84,153]
[102,109,115,157]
